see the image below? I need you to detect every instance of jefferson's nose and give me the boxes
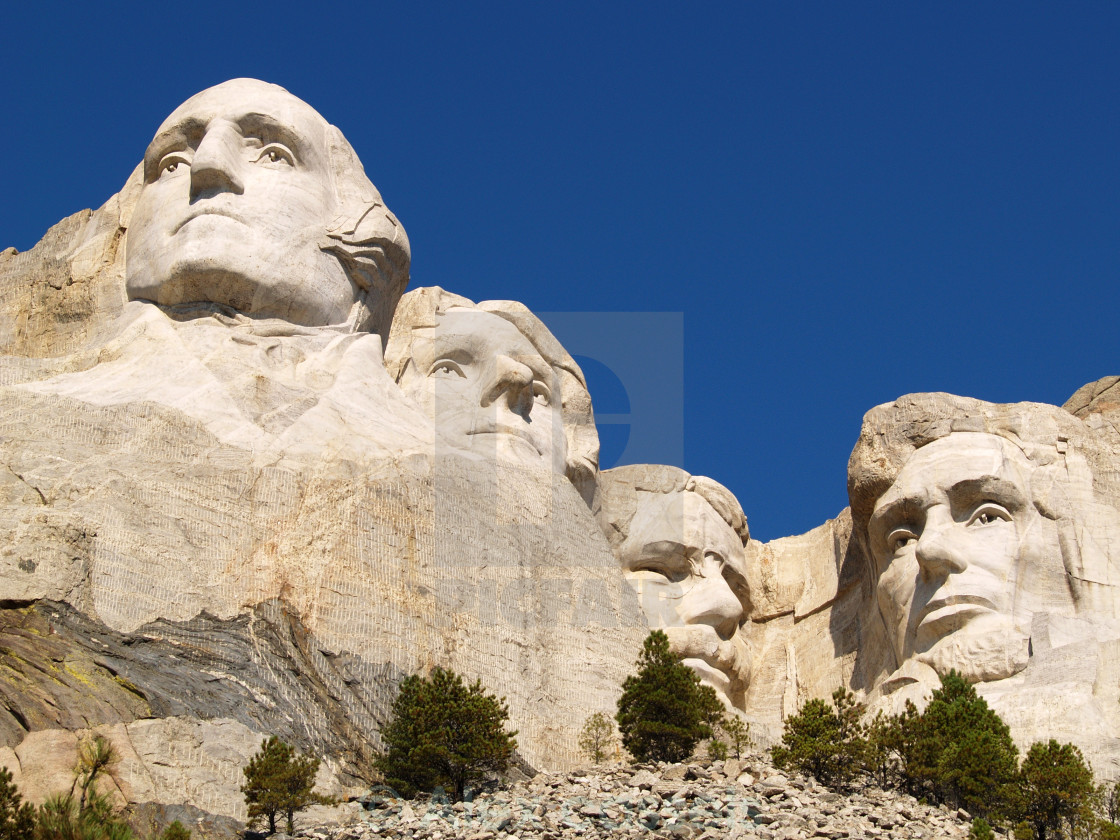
[481,355,534,417]
[915,515,969,579]
[680,562,742,640]
[190,121,245,200]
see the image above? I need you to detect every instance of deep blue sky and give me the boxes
[2,4,1118,541]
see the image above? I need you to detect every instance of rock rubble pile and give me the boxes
[306,757,972,840]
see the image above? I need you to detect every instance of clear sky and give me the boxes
[2,3,1118,541]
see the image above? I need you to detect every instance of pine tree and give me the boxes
[0,768,34,840]
[615,631,721,763]
[770,688,867,789]
[1019,740,1095,840]
[578,713,614,764]
[376,667,518,802]
[913,670,1019,819]
[721,716,751,760]
[241,736,330,834]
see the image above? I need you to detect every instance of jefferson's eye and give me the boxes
[532,382,551,406]
[968,504,1012,527]
[428,360,465,379]
[254,144,295,167]
[887,528,919,554]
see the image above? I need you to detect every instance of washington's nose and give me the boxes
[915,519,969,579]
[681,572,742,640]
[481,355,534,417]
[190,121,245,200]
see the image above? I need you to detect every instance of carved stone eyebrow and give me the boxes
[237,112,311,162]
[946,475,1027,515]
[142,117,206,180]
[868,494,924,547]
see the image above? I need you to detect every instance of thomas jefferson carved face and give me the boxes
[126,79,356,326]
[869,432,1074,682]
[396,308,566,472]
[619,489,749,697]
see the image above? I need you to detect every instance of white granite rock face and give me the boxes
[6,76,1120,824]
[0,80,647,818]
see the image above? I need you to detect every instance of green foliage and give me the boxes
[376,667,518,802]
[34,792,134,840]
[578,713,614,764]
[721,716,751,760]
[158,821,190,840]
[615,631,720,764]
[0,767,35,840]
[1099,822,1120,840]
[970,817,995,840]
[771,688,867,789]
[905,671,1019,819]
[71,736,119,815]
[1013,820,1035,840]
[241,736,330,834]
[707,739,728,762]
[1019,740,1095,840]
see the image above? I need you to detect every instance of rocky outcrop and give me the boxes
[324,756,973,840]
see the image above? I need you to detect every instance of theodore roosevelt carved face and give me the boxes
[602,467,751,704]
[126,78,408,332]
[869,432,1075,682]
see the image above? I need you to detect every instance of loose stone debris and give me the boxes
[296,755,972,840]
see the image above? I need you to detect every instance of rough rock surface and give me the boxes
[305,756,972,840]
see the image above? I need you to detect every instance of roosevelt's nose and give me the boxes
[680,560,743,640]
[915,514,969,579]
[190,121,245,200]
[481,355,534,417]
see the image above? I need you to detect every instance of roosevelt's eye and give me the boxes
[887,527,919,554]
[531,382,551,406]
[428,360,465,379]
[254,144,295,167]
[157,152,191,179]
[968,503,1012,527]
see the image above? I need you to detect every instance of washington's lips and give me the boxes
[172,207,246,233]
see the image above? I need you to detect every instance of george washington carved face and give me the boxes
[126,79,403,330]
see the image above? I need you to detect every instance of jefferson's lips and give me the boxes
[467,424,541,454]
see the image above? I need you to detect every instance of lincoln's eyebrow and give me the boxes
[869,494,924,538]
[947,476,1027,513]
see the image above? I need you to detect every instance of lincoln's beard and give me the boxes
[916,616,1030,683]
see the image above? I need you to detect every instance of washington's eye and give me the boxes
[887,527,919,554]
[254,144,295,167]
[968,503,1012,527]
[532,382,551,406]
[428,360,465,379]
[157,152,190,178]
[630,563,687,584]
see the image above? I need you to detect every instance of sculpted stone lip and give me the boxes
[467,423,541,454]
[918,594,997,625]
[172,208,246,234]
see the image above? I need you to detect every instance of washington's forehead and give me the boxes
[156,79,329,137]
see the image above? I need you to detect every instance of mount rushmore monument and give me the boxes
[0,78,1118,821]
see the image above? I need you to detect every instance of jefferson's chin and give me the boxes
[683,658,733,705]
[916,619,1029,683]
